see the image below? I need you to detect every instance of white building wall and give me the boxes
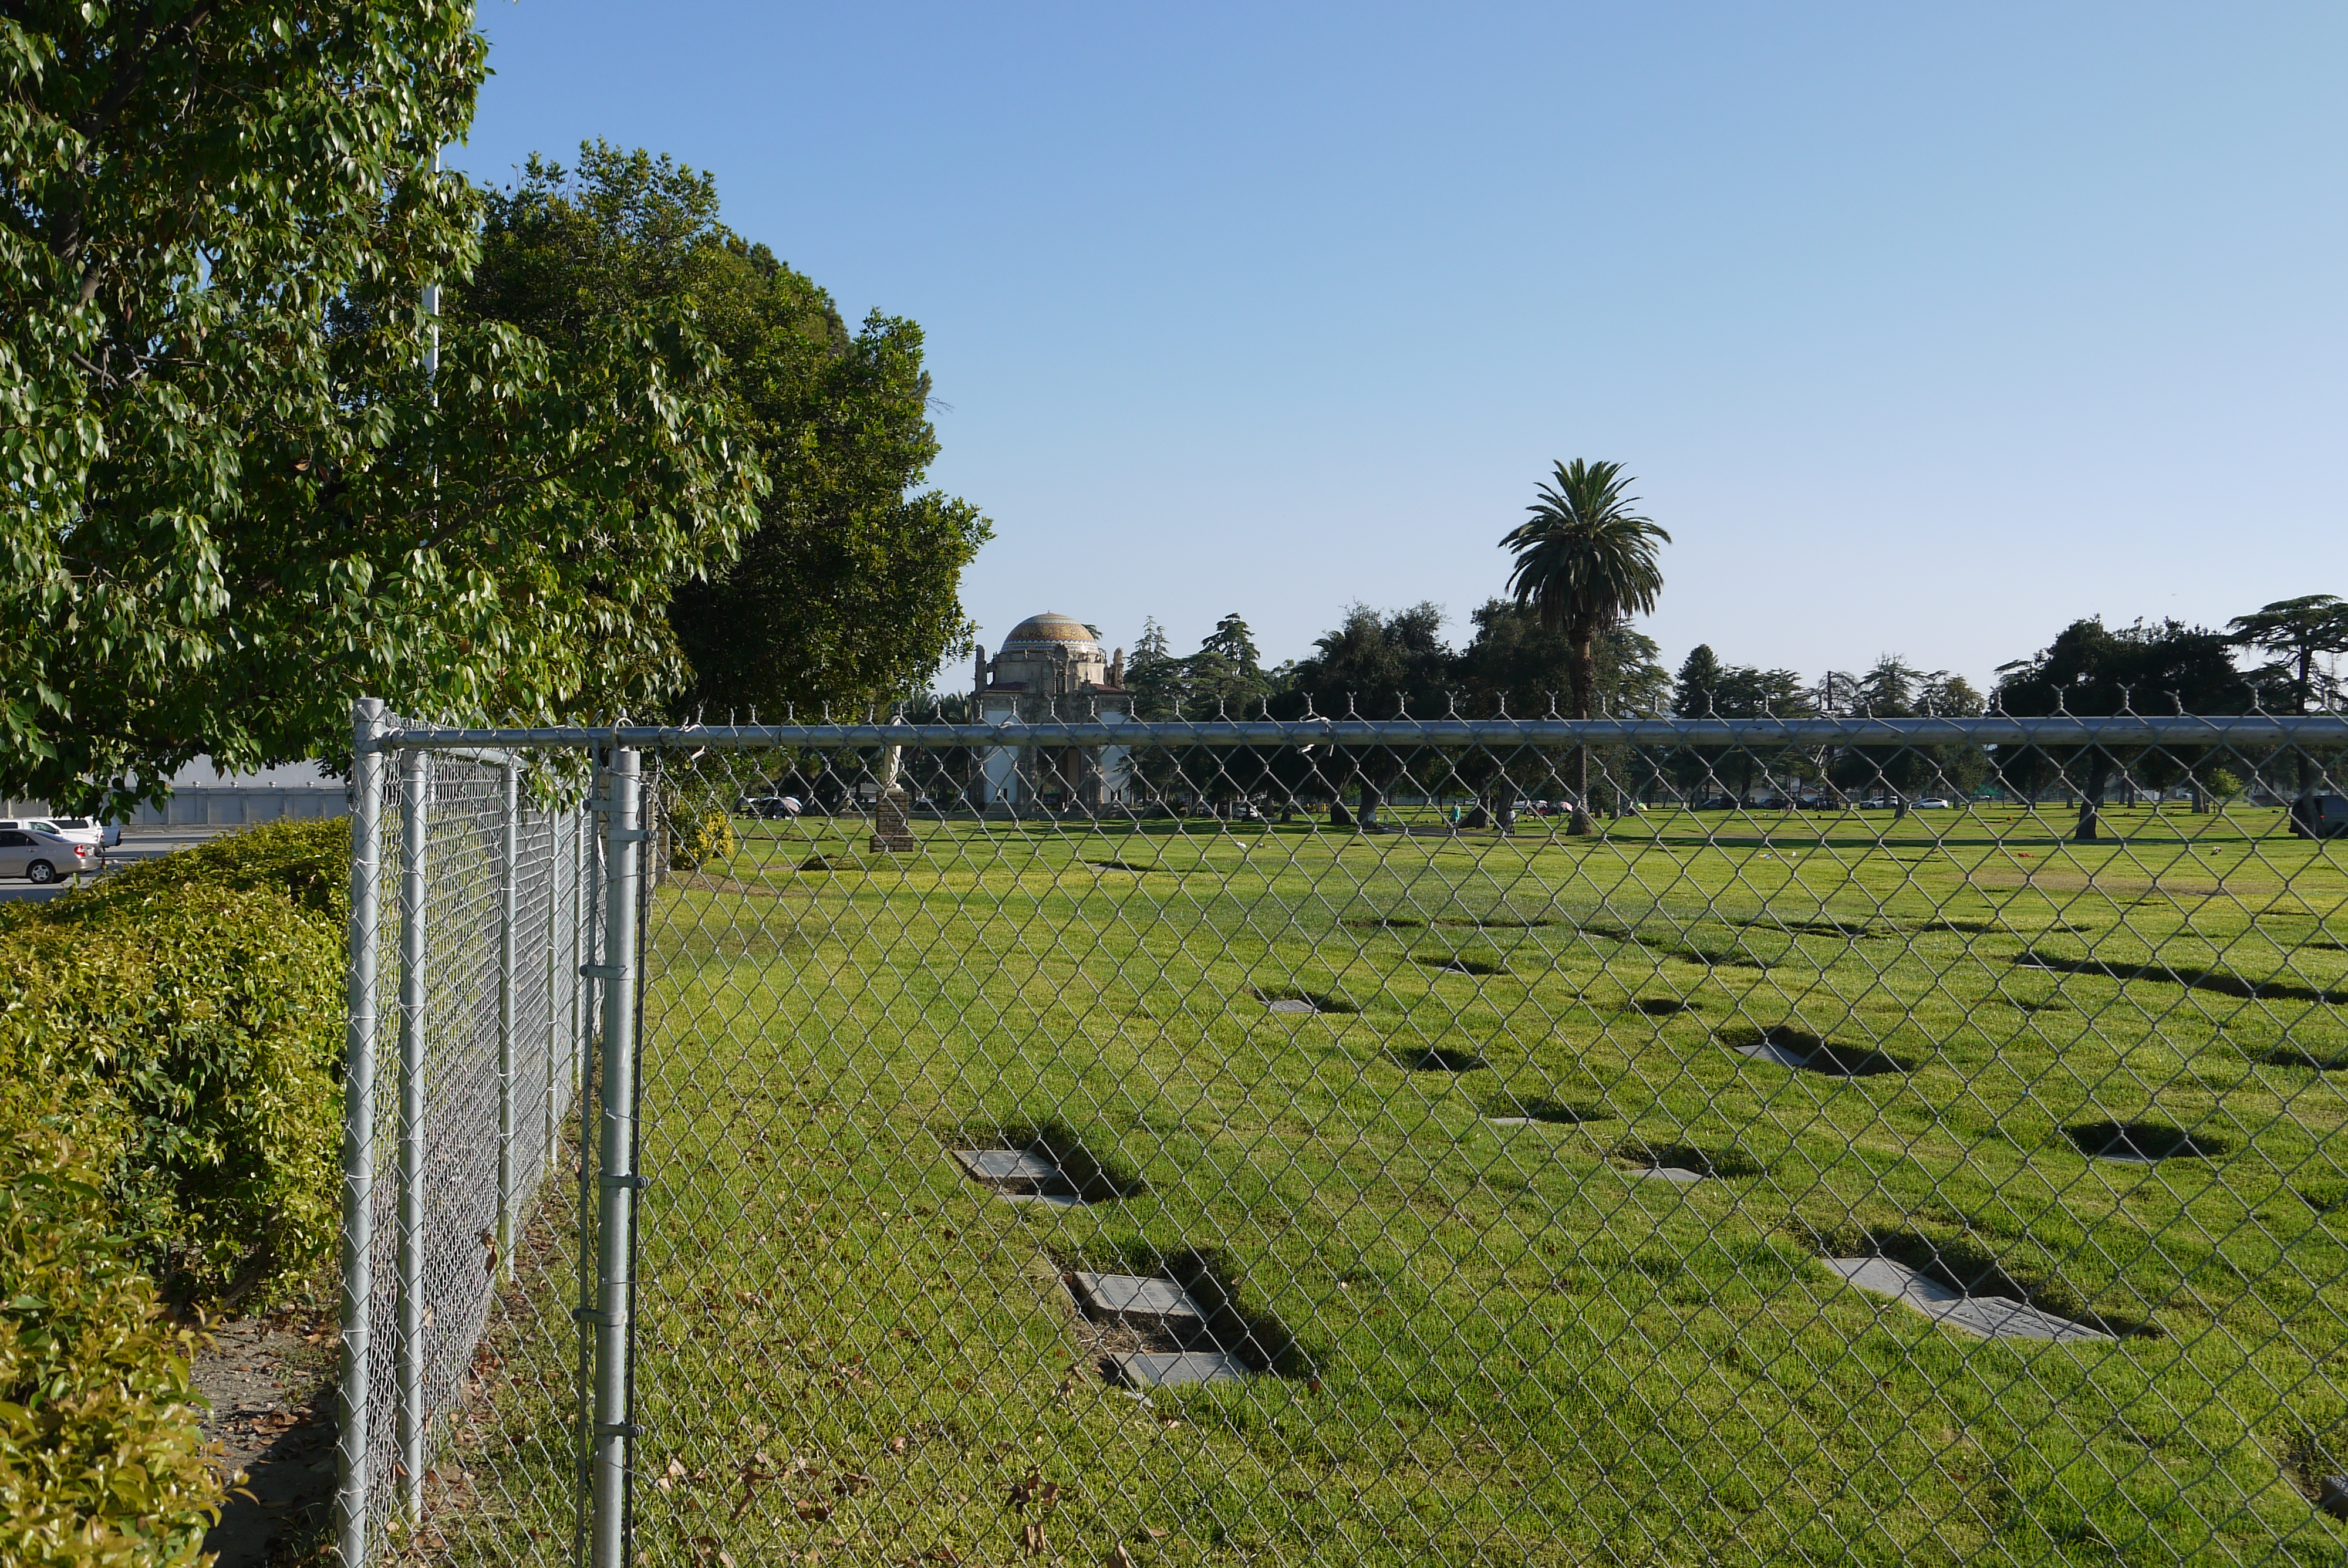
[979,704,1023,806]
[1099,744,1132,804]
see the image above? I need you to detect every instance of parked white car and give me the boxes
[0,826,95,884]
[6,816,115,849]
[1914,797,1953,809]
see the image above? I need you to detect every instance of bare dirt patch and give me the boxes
[195,1290,341,1568]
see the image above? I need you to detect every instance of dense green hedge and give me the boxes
[0,1119,222,1567]
[0,817,350,1306]
[0,817,350,1562]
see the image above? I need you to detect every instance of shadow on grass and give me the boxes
[2260,1046,2348,1072]
[1057,1243,1303,1378]
[1412,954,1510,976]
[1722,914,1880,939]
[2062,1120,2229,1161]
[1486,1094,1609,1125]
[1388,1047,1487,1073]
[1609,1138,1763,1178]
[1434,915,1558,929]
[2016,949,2348,1005]
[1248,984,1361,1015]
[1722,1024,1911,1077]
[940,1119,1144,1203]
[1811,1226,2163,1340]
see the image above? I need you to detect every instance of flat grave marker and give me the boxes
[1824,1256,2110,1343]
[1110,1350,1250,1388]
[1070,1272,1205,1334]
[952,1145,1085,1204]
[953,1148,1061,1185]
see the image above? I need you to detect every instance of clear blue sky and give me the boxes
[454,2,2346,691]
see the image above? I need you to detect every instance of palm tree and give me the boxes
[1500,459,1671,834]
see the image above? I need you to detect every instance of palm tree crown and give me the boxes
[1500,459,1671,638]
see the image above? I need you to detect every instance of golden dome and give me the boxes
[998,613,1101,655]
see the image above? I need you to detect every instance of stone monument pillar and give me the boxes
[869,734,915,853]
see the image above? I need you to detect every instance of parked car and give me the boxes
[22,815,115,849]
[738,795,803,819]
[0,827,94,884]
[1914,797,1952,809]
[2291,794,2348,839]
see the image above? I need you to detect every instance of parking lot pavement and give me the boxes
[0,827,242,898]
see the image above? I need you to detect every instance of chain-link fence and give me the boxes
[342,705,2348,1566]
[335,704,602,1566]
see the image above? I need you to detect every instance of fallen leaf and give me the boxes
[794,1499,834,1523]
[834,1472,873,1496]
[1022,1522,1047,1557]
[1107,1547,1135,1568]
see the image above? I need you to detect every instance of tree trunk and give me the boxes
[2074,753,2112,842]
[1494,778,1518,836]
[1358,779,1382,832]
[1567,631,1597,836]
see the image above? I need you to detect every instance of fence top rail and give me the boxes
[366,712,2348,752]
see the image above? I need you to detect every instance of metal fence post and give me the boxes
[498,759,519,1286]
[589,748,643,1568]
[573,788,601,1568]
[334,699,389,1567]
[545,803,565,1185]
[394,746,430,1530]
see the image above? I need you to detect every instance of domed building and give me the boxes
[971,613,1133,813]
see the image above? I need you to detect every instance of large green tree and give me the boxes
[1277,603,1453,828]
[3,8,760,809]
[1993,617,2246,840]
[1667,646,1809,804]
[1456,598,1668,823]
[458,145,992,721]
[1827,654,1988,807]
[2228,596,2348,823]
[1122,613,1278,809]
[2229,595,2348,714]
[1499,459,1671,834]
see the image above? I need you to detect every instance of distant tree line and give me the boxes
[1091,594,2345,840]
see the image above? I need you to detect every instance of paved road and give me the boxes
[0,829,222,901]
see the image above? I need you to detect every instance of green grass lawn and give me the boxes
[450,802,2348,1566]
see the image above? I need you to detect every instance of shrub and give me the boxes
[667,800,736,870]
[0,1120,223,1567]
[0,818,349,1306]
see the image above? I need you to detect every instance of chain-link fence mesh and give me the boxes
[339,728,600,1566]
[350,711,2348,1566]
